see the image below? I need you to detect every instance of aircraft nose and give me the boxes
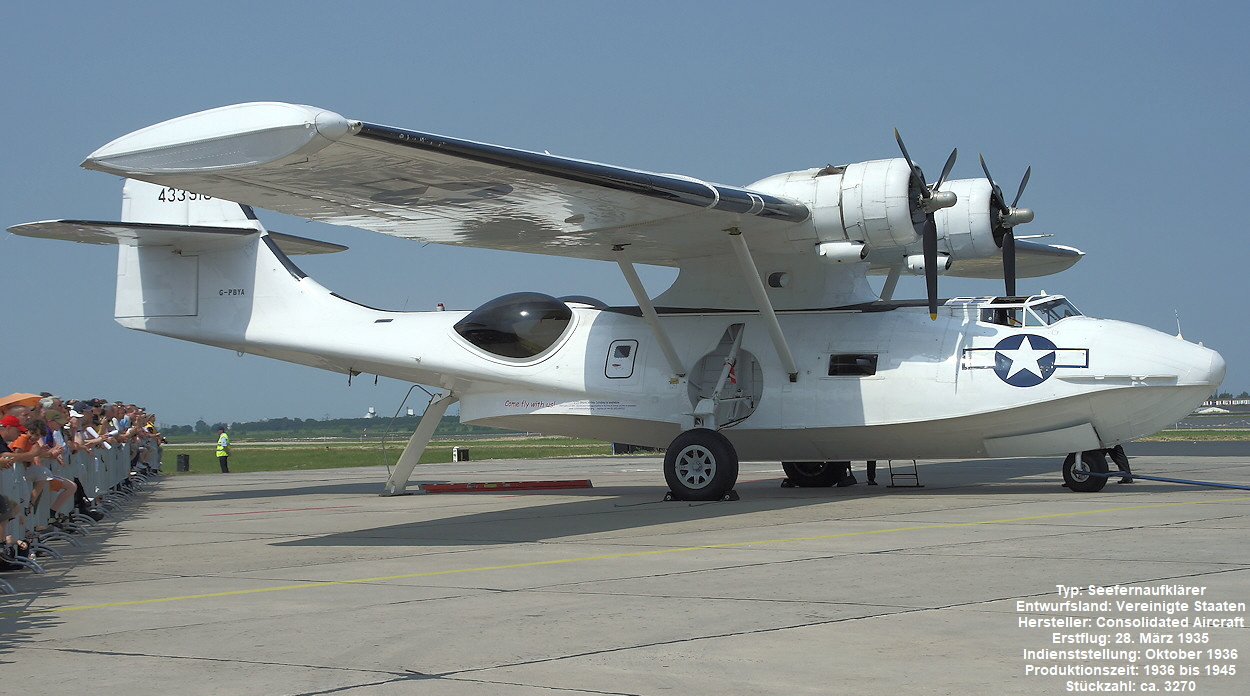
[1206,348,1227,388]
[1174,340,1226,389]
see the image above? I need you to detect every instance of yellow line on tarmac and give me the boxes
[5,496,1244,618]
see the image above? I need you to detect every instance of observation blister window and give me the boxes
[454,292,573,359]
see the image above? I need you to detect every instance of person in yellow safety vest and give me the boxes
[215,426,230,473]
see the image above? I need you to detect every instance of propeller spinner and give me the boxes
[978,155,1034,296]
[894,130,957,319]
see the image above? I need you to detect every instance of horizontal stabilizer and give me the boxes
[8,220,347,255]
[266,231,348,256]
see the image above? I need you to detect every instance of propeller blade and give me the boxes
[1011,166,1031,208]
[1002,230,1017,297]
[897,130,957,318]
[978,153,1007,212]
[894,129,926,192]
[934,148,958,191]
[894,129,915,170]
[923,216,939,320]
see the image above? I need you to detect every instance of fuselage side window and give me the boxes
[828,354,878,376]
[606,339,639,378]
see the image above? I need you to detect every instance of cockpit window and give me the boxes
[454,292,573,359]
[1028,298,1082,325]
[979,307,1023,327]
[978,296,1082,327]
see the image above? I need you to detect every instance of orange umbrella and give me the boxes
[0,392,41,410]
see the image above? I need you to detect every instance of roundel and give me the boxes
[993,334,1058,387]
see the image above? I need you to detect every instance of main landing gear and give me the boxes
[663,429,739,501]
[780,461,850,488]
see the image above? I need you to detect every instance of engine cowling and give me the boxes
[934,178,998,260]
[814,158,917,249]
[751,158,919,251]
[750,161,1003,265]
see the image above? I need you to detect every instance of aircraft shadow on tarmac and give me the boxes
[264,456,1216,548]
[171,452,1222,507]
[165,455,1056,504]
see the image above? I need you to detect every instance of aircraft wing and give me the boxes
[81,102,809,267]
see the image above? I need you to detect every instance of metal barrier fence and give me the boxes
[2,440,159,591]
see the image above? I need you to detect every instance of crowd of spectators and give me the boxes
[0,392,162,583]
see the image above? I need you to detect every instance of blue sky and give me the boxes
[3,1,1246,426]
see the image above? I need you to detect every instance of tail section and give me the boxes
[122,178,260,227]
[9,178,348,345]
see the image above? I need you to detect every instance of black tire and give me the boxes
[781,461,845,487]
[664,429,739,501]
[1063,450,1109,492]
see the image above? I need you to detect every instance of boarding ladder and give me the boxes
[887,460,923,488]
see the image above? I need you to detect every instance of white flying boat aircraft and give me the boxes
[10,103,1226,500]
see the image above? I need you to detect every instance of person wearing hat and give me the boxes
[0,415,40,468]
[2,415,78,526]
[215,426,231,473]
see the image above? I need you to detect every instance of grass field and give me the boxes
[161,436,626,474]
[1139,429,1250,441]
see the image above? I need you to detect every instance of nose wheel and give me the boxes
[664,429,739,501]
[1062,450,1109,492]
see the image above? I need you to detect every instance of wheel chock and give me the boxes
[663,489,739,502]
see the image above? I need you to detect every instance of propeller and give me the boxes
[978,154,1034,296]
[895,129,958,319]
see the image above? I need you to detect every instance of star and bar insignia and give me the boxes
[961,334,1089,387]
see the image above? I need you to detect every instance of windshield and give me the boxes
[1027,297,1082,325]
[977,296,1082,327]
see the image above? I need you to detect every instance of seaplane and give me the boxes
[9,102,1225,500]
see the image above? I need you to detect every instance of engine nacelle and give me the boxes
[934,178,997,259]
[751,158,919,251]
[815,158,917,248]
[750,162,1004,265]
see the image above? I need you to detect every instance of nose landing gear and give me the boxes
[1062,450,1110,492]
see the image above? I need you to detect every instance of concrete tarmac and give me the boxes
[3,449,1248,695]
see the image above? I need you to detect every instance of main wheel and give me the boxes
[781,461,845,487]
[664,429,739,501]
[1063,450,1109,492]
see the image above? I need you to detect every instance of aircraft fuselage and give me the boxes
[161,277,1221,463]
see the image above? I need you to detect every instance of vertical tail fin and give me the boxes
[121,179,261,228]
[114,180,264,321]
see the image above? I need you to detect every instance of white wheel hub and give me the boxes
[674,445,716,488]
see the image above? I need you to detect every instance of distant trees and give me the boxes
[159,415,511,442]
[1211,391,1249,400]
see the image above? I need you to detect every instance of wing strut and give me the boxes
[613,245,686,377]
[727,229,799,382]
[879,264,903,301]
